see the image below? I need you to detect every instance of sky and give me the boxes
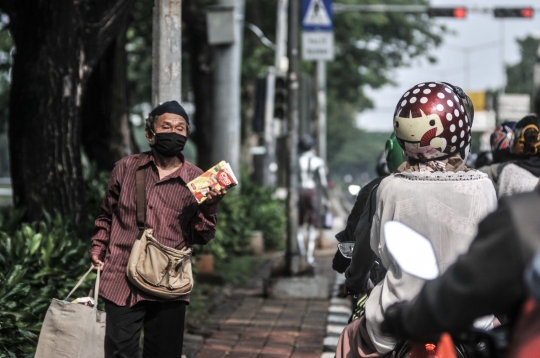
[357,0,540,131]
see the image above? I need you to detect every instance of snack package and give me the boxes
[186,161,238,204]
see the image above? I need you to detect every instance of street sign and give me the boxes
[498,93,531,122]
[302,0,333,31]
[467,91,486,111]
[301,0,334,61]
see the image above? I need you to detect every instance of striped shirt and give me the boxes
[89,153,218,307]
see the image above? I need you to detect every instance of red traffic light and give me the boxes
[494,7,534,18]
[453,7,467,18]
[521,7,534,18]
[427,7,467,18]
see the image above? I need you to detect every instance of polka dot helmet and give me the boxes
[393,82,474,161]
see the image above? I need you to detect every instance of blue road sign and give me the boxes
[301,0,333,32]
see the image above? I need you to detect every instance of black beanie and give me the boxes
[150,101,190,124]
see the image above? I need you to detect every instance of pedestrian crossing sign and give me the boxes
[302,0,333,31]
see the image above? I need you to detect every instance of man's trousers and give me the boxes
[104,299,187,358]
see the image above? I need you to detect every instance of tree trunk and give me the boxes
[183,0,214,171]
[81,19,138,172]
[2,0,132,223]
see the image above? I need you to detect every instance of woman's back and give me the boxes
[365,170,497,354]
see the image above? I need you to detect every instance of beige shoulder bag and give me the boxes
[126,153,193,299]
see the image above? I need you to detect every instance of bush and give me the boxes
[197,170,286,259]
[240,173,286,251]
[0,214,91,357]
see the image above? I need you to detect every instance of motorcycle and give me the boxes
[383,220,508,358]
[338,222,509,358]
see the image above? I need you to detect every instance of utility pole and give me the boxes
[316,60,327,161]
[260,0,288,187]
[533,44,540,115]
[208,0,245,176]
[275,0,289,74]
[286,0,300,276]
[152,0,182,106]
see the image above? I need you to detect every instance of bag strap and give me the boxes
[136,152,149,230]
[64,265,96,301]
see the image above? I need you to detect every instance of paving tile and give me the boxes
[231,345,261,354]
[235,338,267,347]
[194,348,229,358]
[210,331,241,341]
[227,354,258,358]
[291,352,321,358]
[260,345,294,355]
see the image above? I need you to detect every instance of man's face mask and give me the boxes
[150,131,187,157]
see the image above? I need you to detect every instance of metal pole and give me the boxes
[275,0,289,74]
[264,67,277,186]
[316,60,327,161]
[286,0,300,276]
[533,44,540,115]
[210,0,245,175]
[500,20,506,93]
[152,0,182,106]
[465,50,470,90]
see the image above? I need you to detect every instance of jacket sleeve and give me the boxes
[189,202,219,245]
[345,184,381,294]
[89,163,124,260]
[395,198,528,339]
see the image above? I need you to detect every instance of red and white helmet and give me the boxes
[393,82,474,161]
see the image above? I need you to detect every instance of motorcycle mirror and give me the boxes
[384,221,439,280]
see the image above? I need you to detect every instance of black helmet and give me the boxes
[299,134,315,152]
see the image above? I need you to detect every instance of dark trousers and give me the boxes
[104,299,186,358]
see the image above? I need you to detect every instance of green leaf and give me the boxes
[4,265,26,287]
[29,233,42,255]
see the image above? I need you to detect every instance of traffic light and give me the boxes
[274,75,288,120]
[493,7,534,18]
[427,7,467,18]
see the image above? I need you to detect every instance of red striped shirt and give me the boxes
[89,153,218,307]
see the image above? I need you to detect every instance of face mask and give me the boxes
[150,131,187,157]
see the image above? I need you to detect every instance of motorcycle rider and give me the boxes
[478,115,540,197]
[342,82,497,357]
[333,135,403,357]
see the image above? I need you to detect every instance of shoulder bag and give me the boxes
[126,153,194,299]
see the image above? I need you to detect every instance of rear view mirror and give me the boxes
[384,221,439,280]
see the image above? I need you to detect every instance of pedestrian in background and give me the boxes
[297,134,329,265]
[90,101,226,358]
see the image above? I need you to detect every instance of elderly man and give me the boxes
[90,101,226,358]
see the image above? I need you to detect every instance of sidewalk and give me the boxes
[188,248,345,358]
[186,192,353,358]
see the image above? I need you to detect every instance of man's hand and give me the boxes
[332,248,351,274]
[91,254,104,271]
[206,188,227,206]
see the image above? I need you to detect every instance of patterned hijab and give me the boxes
[396,153,470,173]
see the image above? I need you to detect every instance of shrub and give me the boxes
[0,214,91,357]
[197,170,286,259]
[240,171,286,251]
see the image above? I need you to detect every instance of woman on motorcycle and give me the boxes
[338,82,498,357]
[478,115,540,198]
